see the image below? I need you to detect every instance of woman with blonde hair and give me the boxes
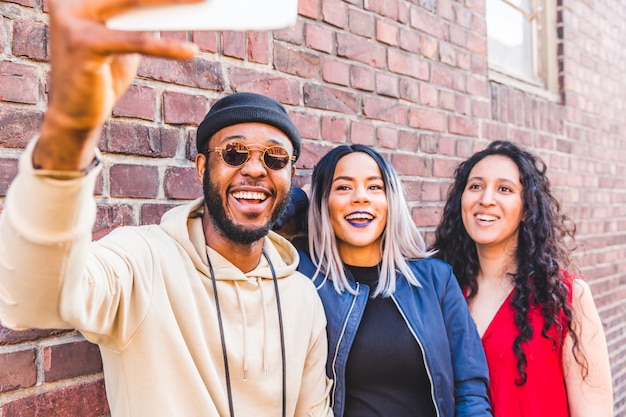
[284,144,492,417]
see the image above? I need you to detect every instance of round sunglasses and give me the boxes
[208,141,296,171]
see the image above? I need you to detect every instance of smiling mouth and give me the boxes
[476,214,497,222]
[345,212,374,226]
[232,191,268,203]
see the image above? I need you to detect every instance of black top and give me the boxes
[343,264,437,417]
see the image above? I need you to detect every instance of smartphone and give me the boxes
[106,0,298,31]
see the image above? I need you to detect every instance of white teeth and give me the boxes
[476,214,497,222]
[346,212,373,220]
[233,191,267,201]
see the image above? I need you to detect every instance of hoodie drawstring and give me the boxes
[206,248,286,417]
[257,277,269,379]
[232,282,249,380]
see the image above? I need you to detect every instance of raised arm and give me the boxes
[564,279,613,417]
[36,0,200,173]
[0,0,201,329]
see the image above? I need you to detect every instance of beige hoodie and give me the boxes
[0,140,332,417]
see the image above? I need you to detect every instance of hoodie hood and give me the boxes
[158,197,300,280]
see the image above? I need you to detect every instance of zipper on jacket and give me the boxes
[390,295,441,417]
[330,282,360,411]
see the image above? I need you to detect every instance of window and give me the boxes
[486,0,559,99]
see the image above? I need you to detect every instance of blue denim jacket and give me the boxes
[298,252,492,417]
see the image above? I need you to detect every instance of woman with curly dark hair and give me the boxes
[432,140,612,417]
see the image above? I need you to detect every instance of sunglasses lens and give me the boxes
[221,143,249,166]
[263,147,290,170]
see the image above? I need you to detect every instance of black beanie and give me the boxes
[196,92,301,159]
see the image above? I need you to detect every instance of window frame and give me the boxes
[486,0,560,101]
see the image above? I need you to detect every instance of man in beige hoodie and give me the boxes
[0,0,332,416]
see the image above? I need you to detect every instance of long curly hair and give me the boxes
[432,140,586,385]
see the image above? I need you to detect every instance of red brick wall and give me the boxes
[0,0,625,415]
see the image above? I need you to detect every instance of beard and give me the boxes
[203,168,291,245]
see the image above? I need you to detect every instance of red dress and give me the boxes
[481,272,573,417]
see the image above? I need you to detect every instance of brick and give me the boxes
[439,90,455,111]
[138,57,224,90]
[12,19,47,61]
[376,19,398,46]
[0,349,36,392]
[192,31,218,52]
[466,31,487,55]
[365,0,399,21]
[306,24,334,54]
[298,0,319,19]
[467,75,490,98]
[7,0,36,6]
[420,36,438,60]
[102,121,180,158]
[419,134,441,154]
[397,129,419,153]
[0,158,18,196]
[159,31,187,42]
[399,78,420,103]
[2,380,110,417]
[229,68,301,105]
[388,49,429,80]
[0,107,43,148]
[140,203,182,225]
[322,58,350,86]
[320,116,347,143]
[349,121,375,146]
[163,91,207,125]
[408,107,446,132]
[482,121,508,141]
[223,31,246,59]
[337,33,386,68]
[303,84,358,114]
[290,111,320,141]
[274,20,305,45]
[273,44,320,79]
[322,0,346,28]
[431,64,466,91]
[110,164,159,199]
[433,157,460,178]
[397,1,409,24]
[248,31,270,64]
[419,84,438,107]
[186,129,198,161]
[296,142,335,170]
[449,23,467,48]
[402,179,422,202]
[113,84,157,121]
[448,115,478,137]
[348,9,375,38]
[457,50,470,71]
[0,62,39,105]
[411,205,442,228]
[376,126,398,149]
[164,166,202,200]
[439,43,456,66]
[375,72,399,98]
[350,65,375,91]
[0,327,68,345]
[399,28,420,53]
[391,153,430,177]
[409,8,447,39]
[93,204,135,240]
[362,96,407,124]
[455,94,471,116]
[44,341,103,382]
